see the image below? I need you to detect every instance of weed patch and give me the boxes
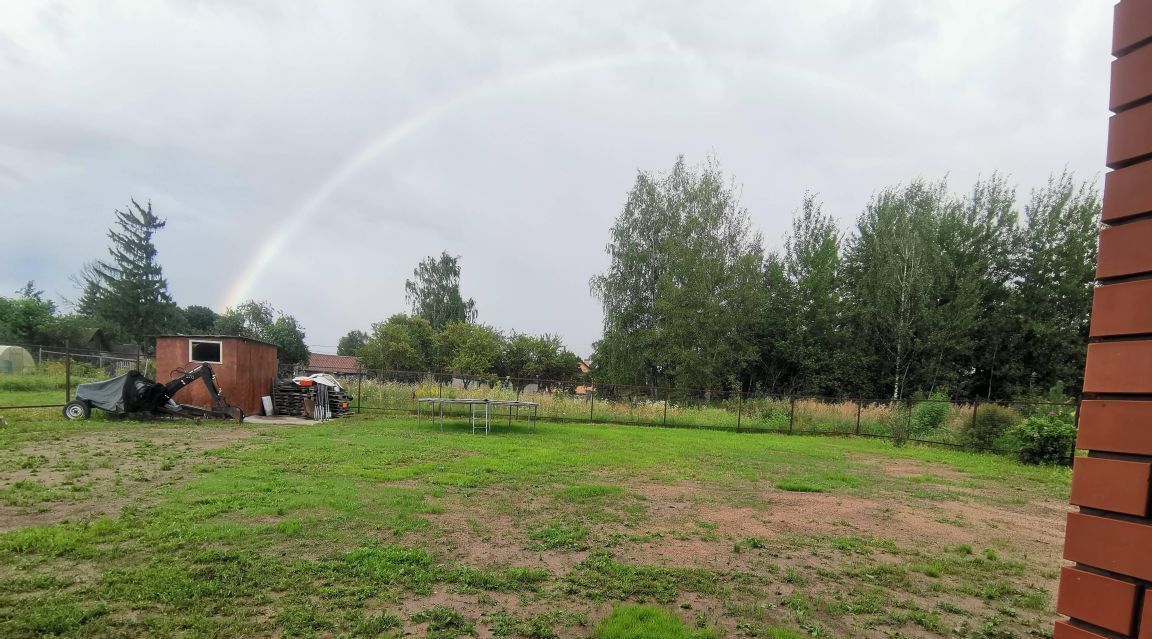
[594,605,715,639]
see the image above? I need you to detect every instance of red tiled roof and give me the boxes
[305,352,360,372]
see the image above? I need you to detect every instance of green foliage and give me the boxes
[589,160,1099,403]
[77,199,182,347]
[500,332,581,388]
[0,295,55,344]
[768,193,848,396]
[436,322,504,380]
[336,329,369,357]
[843,178,1002,400]
[212,300,309,367]
[590,155,764,391]
[405,252,478,330]
[181,305,218,333]
[1007,415,1076,465]
[910,392,949,435]
[962,404,1021,451]
[991,172,1100,399]
[593,605,714,639]
[360,314,435,371]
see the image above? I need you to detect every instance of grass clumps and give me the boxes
[527,521,589,551]
[594,605,714,639]
[774,479,825,493]
[564,552,723,603]
[328,543,549,595]
[489,609,587,639]
[555,484,625,503]
[412,606,476,639]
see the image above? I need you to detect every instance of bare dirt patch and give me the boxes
[855,453,971,481]
[422,491,590,575]
[0,425,260,530]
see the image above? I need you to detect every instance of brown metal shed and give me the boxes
[155,335,278,416]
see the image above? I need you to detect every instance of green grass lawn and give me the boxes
[0,415,1070,638]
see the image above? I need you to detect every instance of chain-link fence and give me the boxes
[0,352,1076,461]
[321,365,1077,459]
[0,343,144,419]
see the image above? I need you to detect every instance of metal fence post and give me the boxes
[589,388,595,423]
[356,366,363,415]
[971,399,979,433]
[855,401,862,435]
[64,341,72,403]
[1070,399,1083,465]
[662,388,668,426]
[737,389,746,435]
[788,395,795,434]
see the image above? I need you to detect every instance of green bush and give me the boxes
[888,403,911,447]
[961,404,1021,451]
[1007,415,1076,465]
[911,392,949,435]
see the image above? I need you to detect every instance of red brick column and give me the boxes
[1054,2,1152,637]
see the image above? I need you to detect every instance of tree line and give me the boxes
[338,253,584,387]
[4,157,1100,401]
[591,156,1099,402]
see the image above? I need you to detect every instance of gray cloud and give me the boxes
[0,0,1112,356]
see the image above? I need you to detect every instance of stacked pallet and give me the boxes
[271,378,354,418]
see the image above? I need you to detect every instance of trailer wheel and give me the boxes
[63,400,91,420]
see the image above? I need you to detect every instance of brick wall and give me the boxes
[1054,2,1152,637]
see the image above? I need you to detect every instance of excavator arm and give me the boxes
[162,364,243,422]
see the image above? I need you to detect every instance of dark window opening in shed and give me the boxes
[190,340,223,363]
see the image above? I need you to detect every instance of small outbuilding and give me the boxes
[0,345,36,374]
[155,335,278,416]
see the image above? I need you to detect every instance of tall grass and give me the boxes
[350,377,1030,451]
[0,361,106,393]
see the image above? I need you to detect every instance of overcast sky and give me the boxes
[1,1,1113,357]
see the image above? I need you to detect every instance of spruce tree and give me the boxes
[79,199,179,348]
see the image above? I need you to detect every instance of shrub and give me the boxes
[911,392,950,436]
[1007,415,1076,465]
[961,404,1021,451]
[888,403,911,447]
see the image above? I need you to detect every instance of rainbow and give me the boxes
[219,49,926,310]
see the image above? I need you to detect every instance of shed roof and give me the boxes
[305,353,360,372]
[156,335,280,349]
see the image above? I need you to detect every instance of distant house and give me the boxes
[301,353,360,375]
[576,358,593,395]
[77,328,141,357]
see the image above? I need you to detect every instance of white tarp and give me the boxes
[292,373,342,391]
